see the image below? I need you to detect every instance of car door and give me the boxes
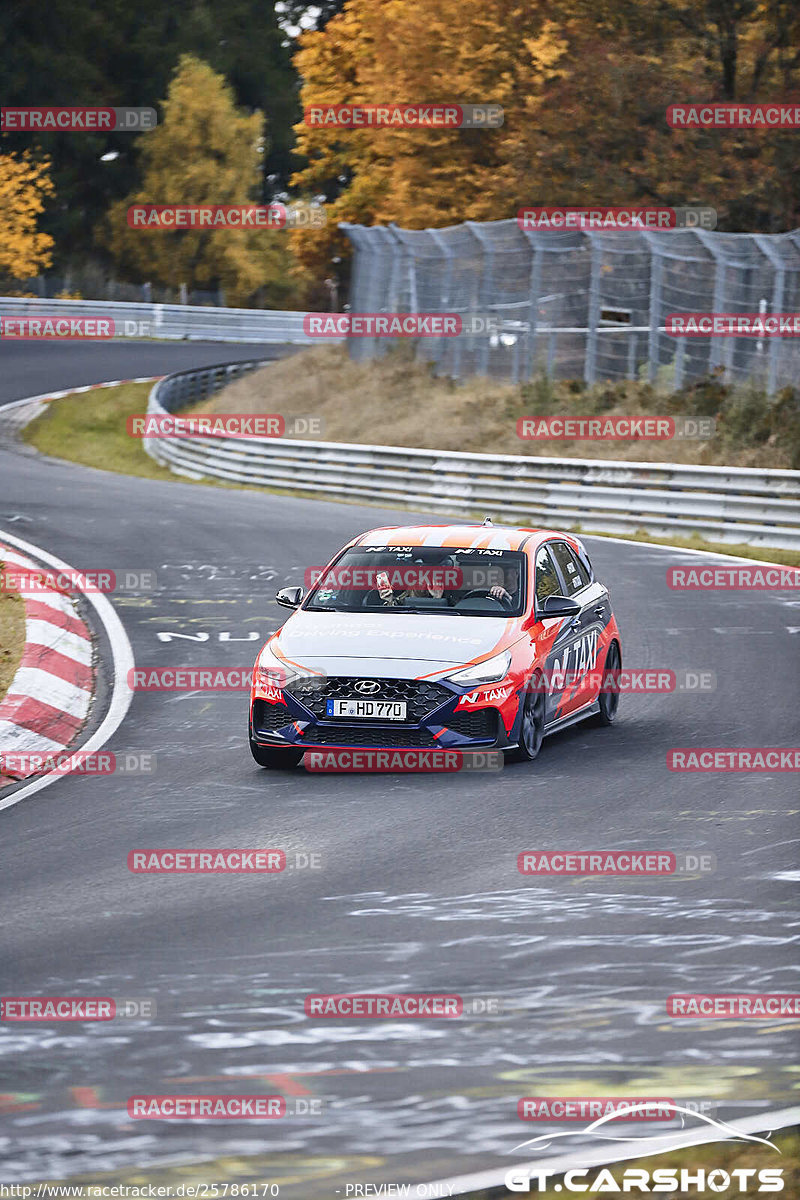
[532,542,587,724]
[548,540,609,715]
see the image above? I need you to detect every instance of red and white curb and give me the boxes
[0,545,96,785]
[0,376,162,435]
[0,531,134,809]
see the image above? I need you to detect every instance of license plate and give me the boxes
[326,699,407,720]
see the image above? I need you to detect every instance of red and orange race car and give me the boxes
[249,522,622,768]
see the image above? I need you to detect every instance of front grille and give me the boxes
[445,707,499,741]
[253,699,292,733]
[288,677,452,723]
[302,724,439,748]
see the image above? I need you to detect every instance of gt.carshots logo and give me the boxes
[668,748,800,771]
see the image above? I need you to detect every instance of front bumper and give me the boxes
[251,675,510,751]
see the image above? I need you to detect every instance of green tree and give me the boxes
[106,56,297,307]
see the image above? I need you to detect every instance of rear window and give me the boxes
[550,542,591,592]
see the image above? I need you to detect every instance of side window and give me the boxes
[535,545,561,605]
[550,542,590,593]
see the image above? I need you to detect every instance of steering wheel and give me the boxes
[460,588,513,610]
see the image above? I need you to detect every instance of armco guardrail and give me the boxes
[0,297,338,343]
[143,360,800,550]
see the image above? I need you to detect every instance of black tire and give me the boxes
[597,641,621,726]
[508,679,546,762]
[249,734,304,769]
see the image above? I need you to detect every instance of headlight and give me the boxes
[446,649,512,687]
[256,642,317,689]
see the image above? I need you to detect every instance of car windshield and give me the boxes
[304,546,527,616]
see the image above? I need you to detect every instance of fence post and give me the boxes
[696,230,728,378]
[465,221,493,377]
[644,235,663,384]
[428,228,459,379]
[521,231,543,382]
[584,233,601,386]
[754,234,786,396]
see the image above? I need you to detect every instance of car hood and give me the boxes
[274,609,517,674]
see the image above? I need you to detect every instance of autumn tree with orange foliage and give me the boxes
[290,0,799,277]
[0,150,54,282]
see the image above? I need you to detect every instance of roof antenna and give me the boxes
[482,516,493,526]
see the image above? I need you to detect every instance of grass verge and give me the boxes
[475,1127,799,1198]
[0,564,25,703]
[19,381,800,568]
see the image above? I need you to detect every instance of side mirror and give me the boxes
[276,586,304,609]
[539,593,581,618]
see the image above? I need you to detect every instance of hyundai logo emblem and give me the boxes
[354,680,381,695]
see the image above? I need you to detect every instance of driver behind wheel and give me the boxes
[376,555,457,607]
[487,566,518,606]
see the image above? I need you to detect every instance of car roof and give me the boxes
[353,524,570,553]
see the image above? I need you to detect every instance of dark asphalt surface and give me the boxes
[0,340,298,407]
[0,341,798,1195]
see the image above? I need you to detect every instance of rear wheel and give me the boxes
[508,680,546,762]
[597,641,621,725]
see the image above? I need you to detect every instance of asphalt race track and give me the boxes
[1,343,798,1195]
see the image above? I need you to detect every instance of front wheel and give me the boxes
[508,680,546,762]
[596,641,621,726]
[249,735,304,769]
